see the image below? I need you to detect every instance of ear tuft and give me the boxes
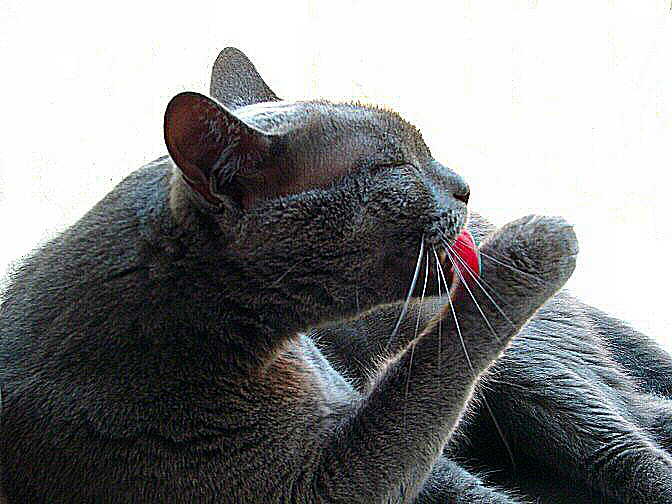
[210,47,280,109]
[164,92,271,207]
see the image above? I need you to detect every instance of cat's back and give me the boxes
[0,157,174,379]
[0,155,359,501]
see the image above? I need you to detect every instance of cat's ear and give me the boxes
[164,91,273,208]
[210,47,280,109]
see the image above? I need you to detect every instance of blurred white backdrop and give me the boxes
[1,1,671,351]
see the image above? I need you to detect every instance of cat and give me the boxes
[0,47,659,503]
[211,48,672,503]
[0,47,571,503]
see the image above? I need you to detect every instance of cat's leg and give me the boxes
[570,412,672,503]
[586,308,672,398]
[576,408,672,502]
[473,357,672,504]
[310,297,446,391]
[313,215,578,502]
[417,456,523,504]
[630,393,672,453]
[650,399,672,453]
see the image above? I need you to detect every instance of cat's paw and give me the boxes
[431,216,578,376]
[480,214,578,300]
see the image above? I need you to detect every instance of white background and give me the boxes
[1,1,671,352]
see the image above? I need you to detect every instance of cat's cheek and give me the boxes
[374,248,419,300]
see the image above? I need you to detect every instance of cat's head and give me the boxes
[164,47,470,331]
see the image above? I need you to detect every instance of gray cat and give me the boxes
[0,47,667,503]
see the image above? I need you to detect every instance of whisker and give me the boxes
[475,391,518,474]
[270,264,298,288]
[442,238,496,296]
[431,246,450,297]
[414,250,431,340]
[387,237,425,349]
[434,248,445,366]
[444,243,515,329]
[444,251,507,342]
[404,250,430,431]
[451,238,552,286]
[433,247,475,373]
[438,227,546,286]
[445,250,504,301]
[439,246,518,474]
[402,337,416,432]
[484,377,531,393]
[454,268,515,318]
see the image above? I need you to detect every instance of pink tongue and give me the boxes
[450,228,481,283]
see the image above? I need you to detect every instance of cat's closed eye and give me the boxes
[358,159,416,175]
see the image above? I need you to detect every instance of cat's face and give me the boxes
[164,49,469,329]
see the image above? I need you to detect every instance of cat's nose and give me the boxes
[429,161,470,206]
[453,184,470,205]
[450,175,470,205]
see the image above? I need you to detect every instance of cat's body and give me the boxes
[0,48,670,503]
[0,152,567,503]
[316,286,672,503]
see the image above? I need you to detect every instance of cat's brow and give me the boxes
[235,101,302,131]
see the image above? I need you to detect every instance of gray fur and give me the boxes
[0,47,666,503]
[210,47,280,109]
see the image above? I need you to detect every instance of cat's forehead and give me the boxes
[234,101,304,132]
[235,100,428,155]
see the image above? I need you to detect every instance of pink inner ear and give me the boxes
[171,107,224,169]
[165,93,225,204]
[165,91,276,208]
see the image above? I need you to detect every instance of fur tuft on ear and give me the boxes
[164,91,272,208]
[210,47,280,109]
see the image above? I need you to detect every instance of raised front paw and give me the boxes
[437,215,578,365]
[479,215,578,303]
